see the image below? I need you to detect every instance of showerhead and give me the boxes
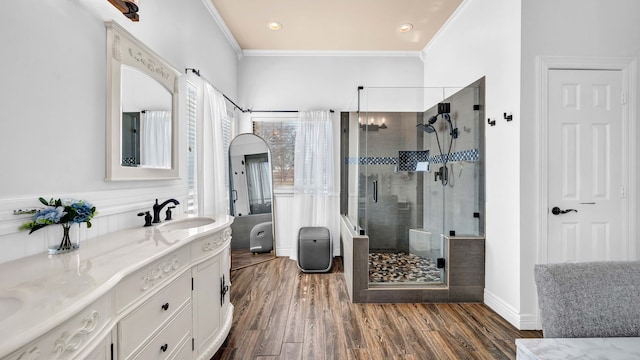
[416,123,436,133]
[419,112,459,138]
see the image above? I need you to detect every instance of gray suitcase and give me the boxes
[250,222,273,253]
[297,227,332,272]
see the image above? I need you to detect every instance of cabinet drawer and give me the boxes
[190,228,230,262]
[169,336,192,360]
[116,246,190,313]
[119,271,191,359]
[130,305,192,360]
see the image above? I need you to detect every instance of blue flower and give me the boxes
[33,206,67,225]
[70,201,95,223]
[20,197,97,233]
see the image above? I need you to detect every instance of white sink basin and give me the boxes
[0,297,22,321]
[157,217,215,231]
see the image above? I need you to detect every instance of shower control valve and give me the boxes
[434,166,448,184]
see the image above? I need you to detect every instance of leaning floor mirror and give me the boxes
[228,133,276,270]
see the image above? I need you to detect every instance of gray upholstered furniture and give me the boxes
[534,261,640,338]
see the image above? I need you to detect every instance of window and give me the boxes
[253,119,299,187]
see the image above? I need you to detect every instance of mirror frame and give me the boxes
[105,20,180,181]
[228,133,277,268]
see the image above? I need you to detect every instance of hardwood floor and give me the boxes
[214,257,541,360]
[232,250,277,271]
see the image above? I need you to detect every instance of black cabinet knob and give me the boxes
[160,344,168,352]
[161,303,169,311]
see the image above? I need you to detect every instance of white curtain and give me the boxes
[141,110,171,168]
[290,110,339,260]
[245,155,272,213]
[197,82,228,216]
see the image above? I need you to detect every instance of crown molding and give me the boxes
[242,49,423,58]
[200,0,243,59]
[421,0,472,59]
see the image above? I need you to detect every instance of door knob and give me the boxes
[551,207,578,215]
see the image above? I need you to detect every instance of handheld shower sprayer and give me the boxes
[442,113,458,139]
[416,103,459,186]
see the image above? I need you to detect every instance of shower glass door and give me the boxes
[356,87,452,286]
[346,83,484,287]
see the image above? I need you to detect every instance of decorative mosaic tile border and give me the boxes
[398,150,429,172]
[430,148,479,164]
[346,148,479,167]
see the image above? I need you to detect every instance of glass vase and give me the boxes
[48,223,79,255]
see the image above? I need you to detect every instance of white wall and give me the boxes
[238,54,424,256]
[425,0,640,330]
[520,0,640,327]
[239,55,424,111]
[422,0,523,327]
[0,0,238,263]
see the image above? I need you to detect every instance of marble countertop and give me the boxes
[516,337,640,359]
[0,214,233,358]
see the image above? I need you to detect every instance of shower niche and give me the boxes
[342,78,485,302]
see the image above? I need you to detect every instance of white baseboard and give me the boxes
[484,289,540,330]
[275,247,291,258]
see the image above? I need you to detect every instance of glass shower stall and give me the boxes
[343,79,485,291]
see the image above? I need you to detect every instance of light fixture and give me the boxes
[107,0,139,22]
[399,23,413,33]
[267,21,282,30]
[360,117,389,131]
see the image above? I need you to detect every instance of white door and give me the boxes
[547,69,628,263]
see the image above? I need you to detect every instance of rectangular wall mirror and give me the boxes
[105,20,180,181]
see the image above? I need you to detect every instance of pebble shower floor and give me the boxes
[368,252,442,283]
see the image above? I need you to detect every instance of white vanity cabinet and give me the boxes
[0,216,234,360]
[85,334,112,360]
[114,225,232,360]
[191,229,232,360]
[118,271,192,359]
[6,295,112,360]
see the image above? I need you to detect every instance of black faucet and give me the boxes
[152,198,180,223]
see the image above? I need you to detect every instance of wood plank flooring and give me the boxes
[214,257,541,360]
[232,250,277,271]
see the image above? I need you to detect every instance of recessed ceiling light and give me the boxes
[399,24,413,33]
[267,21,282,31]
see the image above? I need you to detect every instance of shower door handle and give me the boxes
[372,180,378,203]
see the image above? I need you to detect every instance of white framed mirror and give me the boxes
[105,20,180,181]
